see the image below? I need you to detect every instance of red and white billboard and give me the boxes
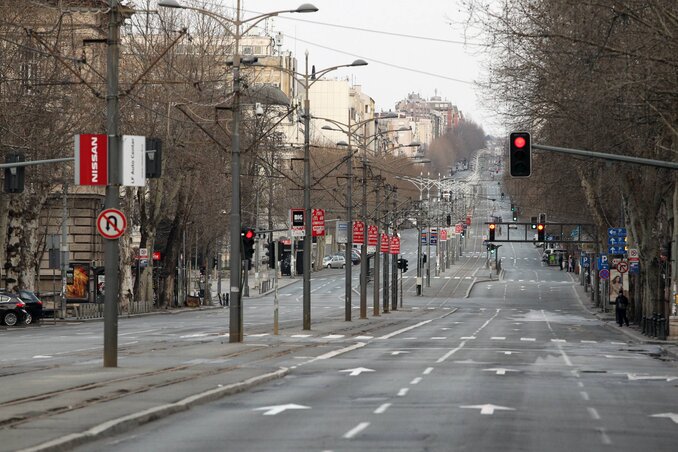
[353,221,365,245]
[381,233,390,253]
[312,208,325,237]
[74,134,108,185]
[389,235,401,255]
[367,225,378,246]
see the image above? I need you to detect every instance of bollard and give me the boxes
[658,316,667,340]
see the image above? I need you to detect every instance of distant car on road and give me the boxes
[1,289,42,324]
[0,293,28,327]
[326,255,346,269]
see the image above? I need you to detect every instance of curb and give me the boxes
[19,367,289,452]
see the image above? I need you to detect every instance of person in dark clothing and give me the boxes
[558,254,564,270]
[615,290,629,327]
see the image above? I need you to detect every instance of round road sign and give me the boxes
[599,268,610,280]
[617,261,629,274]
[97,208,127,240]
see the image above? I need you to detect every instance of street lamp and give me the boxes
[159,0,317,343]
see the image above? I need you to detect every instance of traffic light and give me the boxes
[402,258,409,272]
[531,216,537,230]
[511,203,516,212]
[489,223,496,241]
[145,138,162,179]
[242,228,255,260]
[265,241,276,269]
[509,131,531,177]
[4,152,25,193]
[446,214,451,226]
[512,211,518,222]
[397,258,403,269]
[537,223,545,242]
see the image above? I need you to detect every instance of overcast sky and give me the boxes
[237,0,502,135]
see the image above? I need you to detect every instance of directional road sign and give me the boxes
[608,227,627,237]
[608,246,628,255]
[97,208,127,240]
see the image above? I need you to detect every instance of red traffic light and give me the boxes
[244,229,255,240]
[513,136,526,148]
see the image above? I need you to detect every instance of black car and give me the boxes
[0,289,42,324]
[0,293,28,327]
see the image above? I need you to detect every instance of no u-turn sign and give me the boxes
[97,208,127,240]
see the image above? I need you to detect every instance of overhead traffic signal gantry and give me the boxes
[509,131,531,177]
[489,223,496,241]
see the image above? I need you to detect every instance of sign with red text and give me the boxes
[381,233,390,253]
[353,221,365,245]
[441,229,448,240]
[74,134,108,185]
[367,225,378,246]
[455,223,463,234]
[312,209,325,237]
[389,235,401,254]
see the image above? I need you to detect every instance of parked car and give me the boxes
[326,255,346,269]
[0,293,28,327]
[1,289,42,324]
[351,250,361,265]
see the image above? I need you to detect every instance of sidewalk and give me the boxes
[569,272,678,359]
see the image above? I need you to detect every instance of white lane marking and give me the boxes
[391,351,410,356]
[650,413,678,424]
[120,328,159,336]
[460,336,476,340]
[374,403,391,414]
[588,407,600,420]
[355,335,373,340]
[343,422,370,439]
[491,337,506,340]
[431,337,447,340]
[254,404,310,416]
[305,342,366,364]
[180,333,209,338]
[423,367,434,375]
[378,319,433,340]
[520,337,536,342]
[498,351,518,355]
[247,333,269,337]
[32,355,53,359]
[324,334,345,339]
[398,388,409,396]
[436,341,467,363]
[581,340,597,344]
[551,339,566,343]
[291,334,312,338]
[580,391,590,401]
[484,368,517,376]
[411,377,423,385]
[611,341,626,345]
[600,429,612,445]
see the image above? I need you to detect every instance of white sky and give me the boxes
[237,0,503,135]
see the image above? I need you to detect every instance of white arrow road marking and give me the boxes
[460,404,516,415]
[483,368,517,375]
[254,404,310,416]
[340,367,375,376]
[650,413,678,424]
[391,351,410,355]
[626,373,678,382]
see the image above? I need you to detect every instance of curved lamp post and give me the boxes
[159,0,318,342]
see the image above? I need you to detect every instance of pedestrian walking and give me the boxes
[615,290,629,327]
[568,256,574,272]
[558,253,564,271]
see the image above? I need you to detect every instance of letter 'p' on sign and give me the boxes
[74,134,108,185]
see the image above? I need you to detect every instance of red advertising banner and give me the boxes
[367,225,378,246]
[312,208,325,237]
[353,221,365,245]
[381,233,390,253]
[389,235,401,254]
[74,134,108,185]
